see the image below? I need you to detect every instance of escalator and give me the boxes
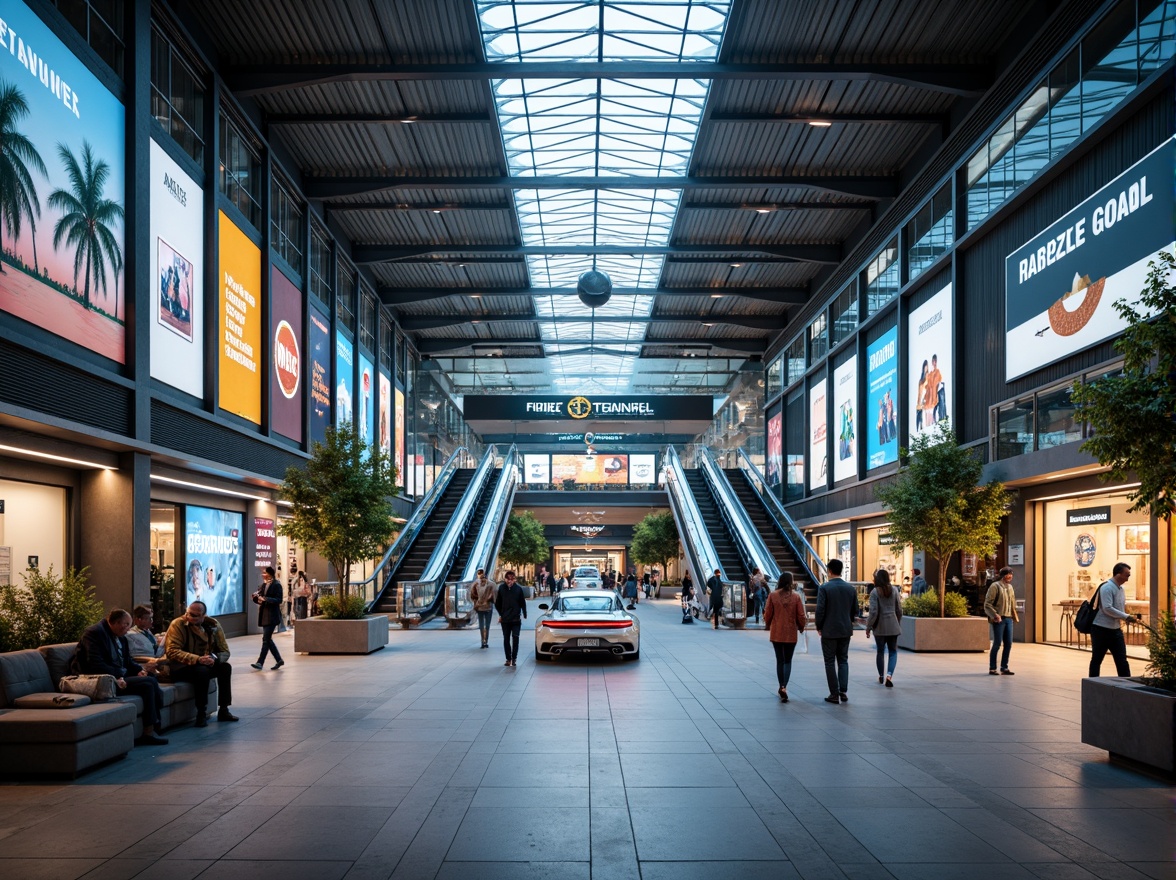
[725,469,810,588]
[449,473,499,579]
[683,469,748,584]
[370,468,475,615]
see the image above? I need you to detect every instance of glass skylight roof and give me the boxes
[476,0,732,392]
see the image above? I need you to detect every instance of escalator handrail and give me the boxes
[361,445,469,610]
[696,446,781,585]
[419,445,501,583]
[662,445,724,588]
[735,448,827,586]
[458,445,519,584]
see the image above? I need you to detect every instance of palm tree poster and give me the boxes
[0,3,126,363]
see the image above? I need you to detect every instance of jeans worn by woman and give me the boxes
[875,635,899,677]
[989,617,1014,672]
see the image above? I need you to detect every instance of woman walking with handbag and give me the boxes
[762,571,806,702]
[865,569,902,686]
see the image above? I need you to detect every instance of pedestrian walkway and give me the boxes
[1,600,1172,880]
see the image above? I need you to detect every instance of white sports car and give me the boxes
[534,589,639,661]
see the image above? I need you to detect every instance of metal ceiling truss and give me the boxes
[354,243,841,264]
[378,286,809,305]
[399,314,787,330]
[416,336,766,354]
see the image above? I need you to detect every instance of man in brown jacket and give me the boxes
[165,601,238,727]
[471,568,496,649]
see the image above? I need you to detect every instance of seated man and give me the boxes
[165,601,238,728]
[126,604,167,675]
[74,609,168,746]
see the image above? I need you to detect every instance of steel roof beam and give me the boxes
[708,111,948,125]
[400,314,788,330]
[682,200,872,211]
[326,201,510,213]
[379,287,809,305]
[267,112,494,125]
[416,337,767,354]
[303,175,898,200]
[355,243,842,264]
[228,62,991,97]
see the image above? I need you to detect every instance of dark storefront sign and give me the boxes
[464,395,713,421]
[1066,506,1111,527]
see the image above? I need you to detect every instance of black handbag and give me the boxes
[1073,585,1102,634]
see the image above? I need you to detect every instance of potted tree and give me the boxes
[498,510,550,596]
[875,421,1012,651]
[1072,251,1176,774]
[630,511,680,598]
[280,424,399,655]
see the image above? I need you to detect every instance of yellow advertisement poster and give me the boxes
[218,212,261,424]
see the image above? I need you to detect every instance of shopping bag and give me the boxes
[797,631,809,654]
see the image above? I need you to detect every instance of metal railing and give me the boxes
[457,445,519,584]
[359,446,469,611]
[696,446,781,587]
[662,445,725,592]
[735,448,827,588]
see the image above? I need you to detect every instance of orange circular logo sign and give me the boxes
[568,396,592,419]
[274,320,300,399]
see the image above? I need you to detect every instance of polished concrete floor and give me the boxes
[1,599,1173,880]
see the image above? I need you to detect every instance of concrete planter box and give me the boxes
[897,615,989,652]
[1081,677,1176,775]
[295,615,389,655]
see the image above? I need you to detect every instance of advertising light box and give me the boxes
[308,304,331,445]
[184,506,243,617]
[866,326,899,469]
[358,354,375,448]
[832,357,857,484]
[335,334,354,429]
[766,411,782,486]
[552,455,628,485]
[270,268,302,443]
[0,1,127,363]
[525,454,550,483]
[394,387,405,489]
[629,454,656,484]
[809,379,827,491]
[379,371,392,457]
[149,140,202,395]
[218,213,261,424]
[908,284,953,439]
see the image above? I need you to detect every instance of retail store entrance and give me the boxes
[553,548,626,578]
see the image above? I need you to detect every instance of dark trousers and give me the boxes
[257,625,283,665]
[771,640,798,688]
[501,620,521,661]
[821,636,850,695]
[120,675,163,730]
[172,660,232,713]
[711,605,722,627]
[295,596,309,619]
[1089,625,1131,677]
[875,635,899,677]
[989,618,1013,671]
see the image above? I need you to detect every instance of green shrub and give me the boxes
[0,565,105,650]
[1142,610,1176,692]
[317,593,368,620]
[903,589,968,618]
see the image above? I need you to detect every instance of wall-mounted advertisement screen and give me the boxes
[809,379,827,491]
[908,283,953,439]
[766,412,782,486]
[1005,137,1175,380]
[394,387,405,489]
[832,357,857,484]
[0,1,127,363]
[866,326,899,469]
[629,454,656,484]
[379,371,391,457]
[335,334,354,429]
[149,140,202,395]
[308,304,331,445]
[358,354,375,448]
[218,212,261,423]
[270,268,302,443]
[552,455,628,485]
[184,506,243,617]
[525,454,550,483]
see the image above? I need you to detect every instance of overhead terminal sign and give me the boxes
[464,395,713,422]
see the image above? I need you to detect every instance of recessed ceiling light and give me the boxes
[0,443,116,470]
[469,293,482,298]
[808,120,832,127]
[754,207,772,214]
[432,209,443,214]
[710,294,723,299]
[729,263,742,268]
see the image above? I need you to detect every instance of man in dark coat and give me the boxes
[251,566,285,671]
[815,558,859,704]
[75,609,168,746]
[706,569,724,629]
[494,570,527,667]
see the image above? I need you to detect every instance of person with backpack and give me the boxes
[763,572,806,702]
[1088,562,1133,678]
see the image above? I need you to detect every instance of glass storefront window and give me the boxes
[150,503,178,625]
[1040,492,1153,659]
[1036,384,1082,449]
[996,398,1034,459]
[785,336,805,386]
[766,357,782,399]
[858,527,913,592]
[864,239,900,316]
[784,389,805,502]
[830,285,857,349]
[906,183,953,280]
[809,312,828,363]
[814,531,852,573]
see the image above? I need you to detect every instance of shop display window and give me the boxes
[858,527,913,592]
[0,480,67,587]
[996,398,1034,459]
[1036,384,1082,449]
[1041,492,1152,657]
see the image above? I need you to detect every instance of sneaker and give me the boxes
[1000,669,1015,675]
[217,710,240,722]
[250,662,263,670]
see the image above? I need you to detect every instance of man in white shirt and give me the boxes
[1089,561,1133,678]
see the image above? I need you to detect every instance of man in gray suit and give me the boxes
[816,558,858,704]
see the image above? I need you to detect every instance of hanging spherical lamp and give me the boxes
[577,269,612,308]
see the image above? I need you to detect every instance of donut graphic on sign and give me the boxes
[274,320,300,399]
